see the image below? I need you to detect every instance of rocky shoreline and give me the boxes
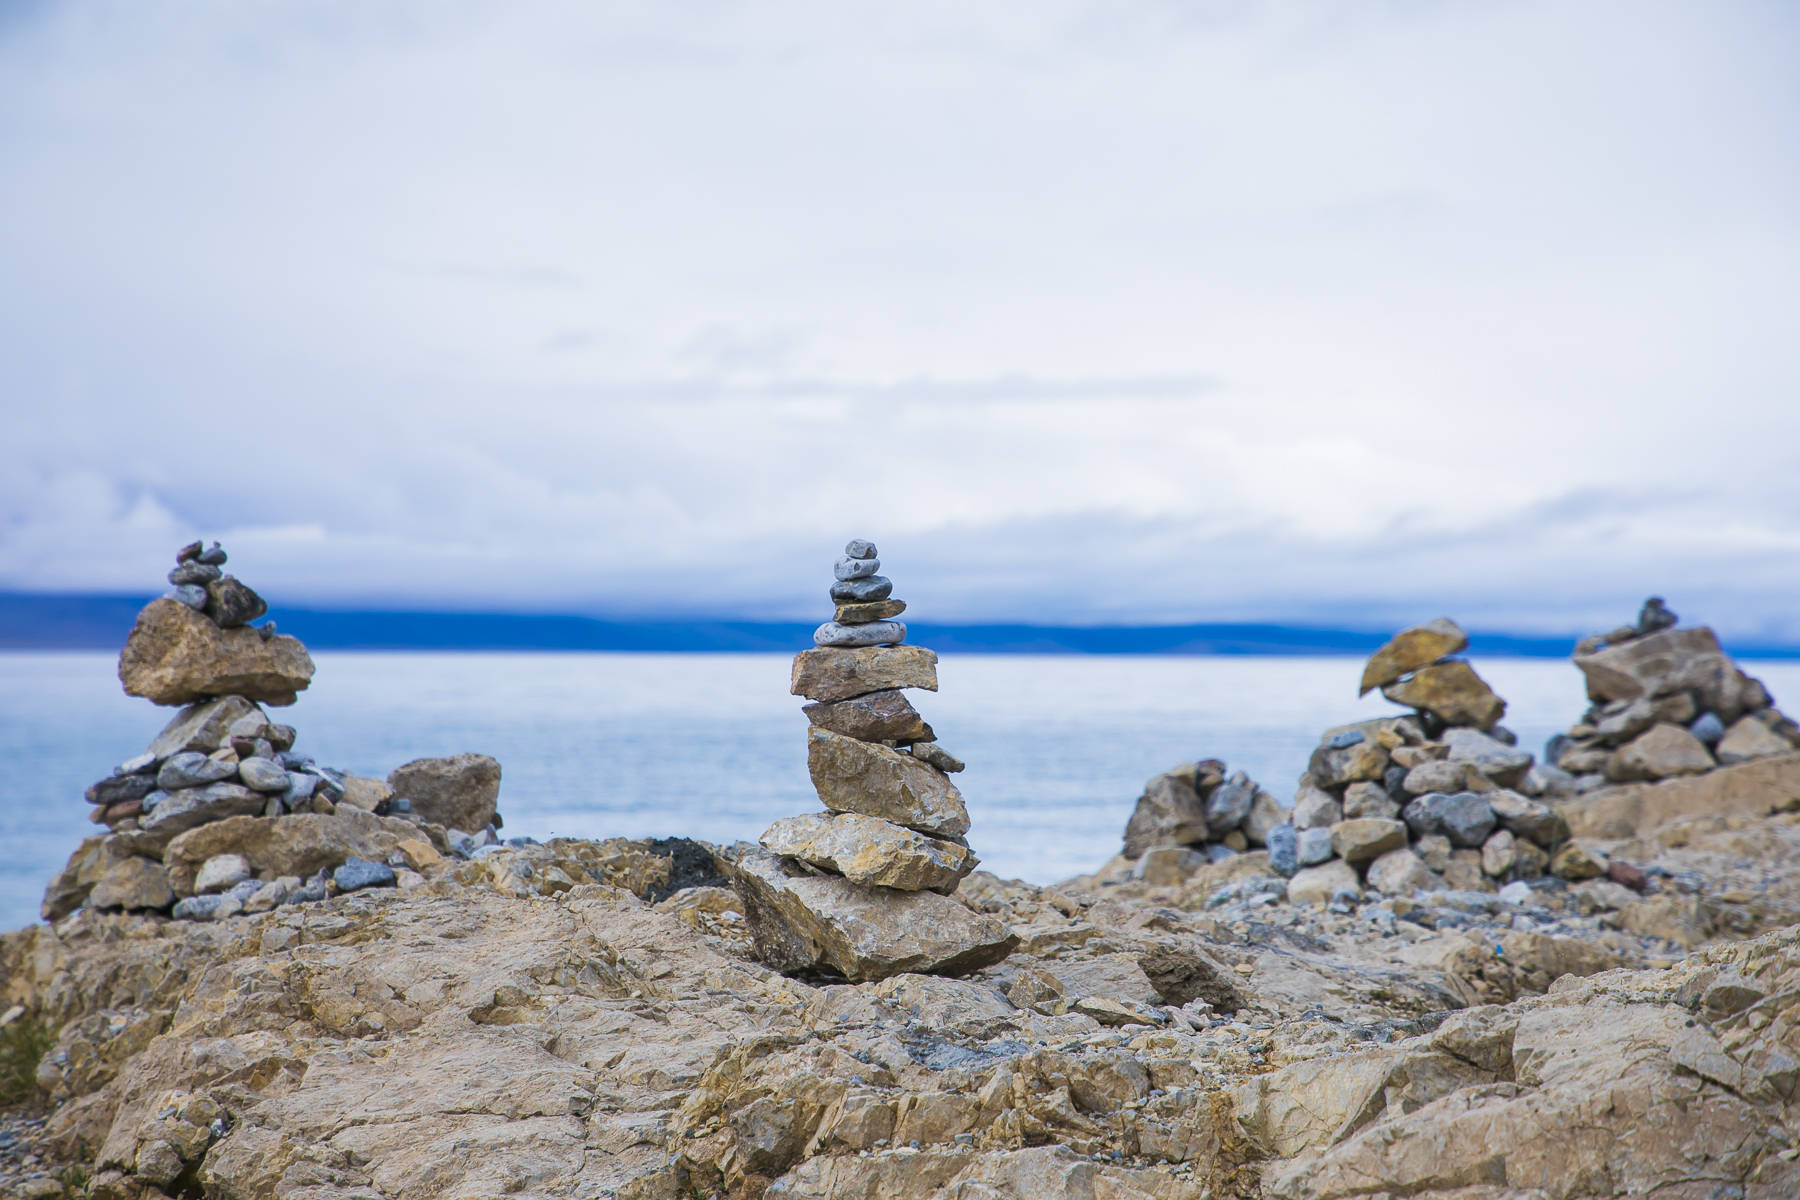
[4,573,1800,1199]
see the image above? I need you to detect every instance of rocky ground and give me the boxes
[5,756,1800,1199]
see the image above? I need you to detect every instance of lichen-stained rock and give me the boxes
[1381,660,1505,729]
[1358,617,1468,696]
[118,598,314,706]
[730,848,1016,980]
[161,809,450,897]
[806,727,970,838]
[386,753,501,832]
[760,812,976,893]
[790,644,939,703]
[801,688,935,744]
[1122,767,1209,858]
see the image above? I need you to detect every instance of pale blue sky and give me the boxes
[3,1,1798,635]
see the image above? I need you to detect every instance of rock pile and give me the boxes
[47,542,506,924]
[730,539,1017,981]
[1546,597,1800,791]
[1260,619,1578,903]
[1120,760,1284,883]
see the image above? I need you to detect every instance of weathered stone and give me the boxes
[1401,759,1483,796]
[1414,833,1452,872]
[1309,739,1389,788]
[334,857,397,892]
[1485,789,1567,846]
[1690,711,1727,745]
[84,772,159,808]
[131,783,267,853]
[1551,840,1610,880]
[1606,722,1714,782]
[1295,826,1335,867]
[119,599,313,706]
[1381,660,1505,729]
[807,728,969,838]
[790,645,939,703]
[1287,859,1360,905]
[1340,781,1398,820]
[1122,769,1208,858]
[197,541,227,565]
[234,756,288,793]
[1242,787,1284,846]
[168,560,220,587]
[908,742,964,774]
[40,835,111,920]
[387,754,500,832]
[833,555,881,581]
[1560,752,1800,839]
[167,584,208,610]
[87,855,174,911]
[1359,618,1468,695]
[194,854,252,894]
[1444,849,1492,892]
[1575,625,1733,703]
[812,620,906,648]
[1715,715,1794,764]
[1481,828,1517,876]
[829,575,893,603]
[203,575,267,628]
[335,774,392,814]
[147,696,264,758]
[1266,823,1299,876]
[761,813,975,892]
[802,689,933,743]
[1365,848,1438,895]
[1594,697,1660,745]
[1329,818,1408,864]
[1205,774,1256,834]
[152,752,233,790]
[1402,791,1497,848]
[171,893,242,921]
[161,809,445,897]
[1130,845,1206,885]
[1292,786,1342,830]
[844,538,877,559]
[729,849,1017,981]
[833,599,906,624]
[1442,726,1533,785]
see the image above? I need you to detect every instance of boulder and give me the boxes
[1364,848,1439,895]
[147,696,265,758]
[790,645,938,703]
[1328,818,1409,865]
[161,809,449,897]
[1574,625,1733,703]
[1123,767,1210,857]
[801,689,934,743]
[1287,859,1360,905]
[1606,723,1714,782]
[87,854,174,912]
[1381,661,1505,730]
[807,728,970,839]
[130,782,268,854]
[729,849,1017,981]
[1358,618,1468,695]
[760,812,976,893]
[118,598,314,706]
[386,754,500,832]
[1715,715,1794,765]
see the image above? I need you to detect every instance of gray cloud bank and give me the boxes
[3,1,1798,638]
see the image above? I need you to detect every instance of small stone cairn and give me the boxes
[1547,598,1800,792]
[729,539,1017,982]
[1119,760,1284,884]
[1263,618,1578,904]
[45,542,506,924]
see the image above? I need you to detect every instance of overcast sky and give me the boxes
[3,1,1797,636]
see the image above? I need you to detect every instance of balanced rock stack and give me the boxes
[1119,760,1284,884]
[45,542,505,924]
[730,539,1017,982]
[1260,619,1574,904]
[1547,598,1800,790]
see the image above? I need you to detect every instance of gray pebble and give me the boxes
[158,751,236,790]
[844,539,877,559]
[813,620,906,648]
[834,556,881,581]
[829,575,894,603]
[1690,712,1726,745]
[333,857,397,892]
[168,560,221,586]
[238,756,291,792]
[197,541,228,565]
[167,585,208,610]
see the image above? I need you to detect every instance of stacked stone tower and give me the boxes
[729,539,1017,981]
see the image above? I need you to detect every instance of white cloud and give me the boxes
[2,0,1797,637]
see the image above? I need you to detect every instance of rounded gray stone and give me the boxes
[844,539,877,559]
[834,556,882,581]
[237,756,291,792]
[813,620,906,648]
[830,576,894,603]
[334,857,397,892]
[157,751,237,790]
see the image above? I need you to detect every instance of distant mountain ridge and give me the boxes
[6,591,1799,658]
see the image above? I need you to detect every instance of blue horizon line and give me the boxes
[7,590,1800,658]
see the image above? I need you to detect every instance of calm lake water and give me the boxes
[8,651,1799,932]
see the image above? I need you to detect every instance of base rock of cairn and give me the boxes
[44,541,510,924]
[729,539,1016,981]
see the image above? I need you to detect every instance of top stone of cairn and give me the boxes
[815,539,906,649]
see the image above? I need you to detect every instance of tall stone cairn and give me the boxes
[729,539,1017,982]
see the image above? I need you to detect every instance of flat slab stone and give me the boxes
[829,576,893,603]
[119,598,314,706]
[791,645,938,703]
[834,599,907,624]
[1558,752,1800,839]
[130,782,268,854]
[761,812,976,892]
[813,620,906,648]
[1359,618,1468,696]
[147,696,265,758]
[803,689,934,743]
[1574,626,1732,704]
[807,727,970,838]
[161,809,448,897]
[729,848,1017,981]
[1381,661,1505,730]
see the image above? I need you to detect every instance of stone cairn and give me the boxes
[729,539,1017,982]
[1120,761,1285,884]
[45,542,505,924]
[1546,597,1800,793]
